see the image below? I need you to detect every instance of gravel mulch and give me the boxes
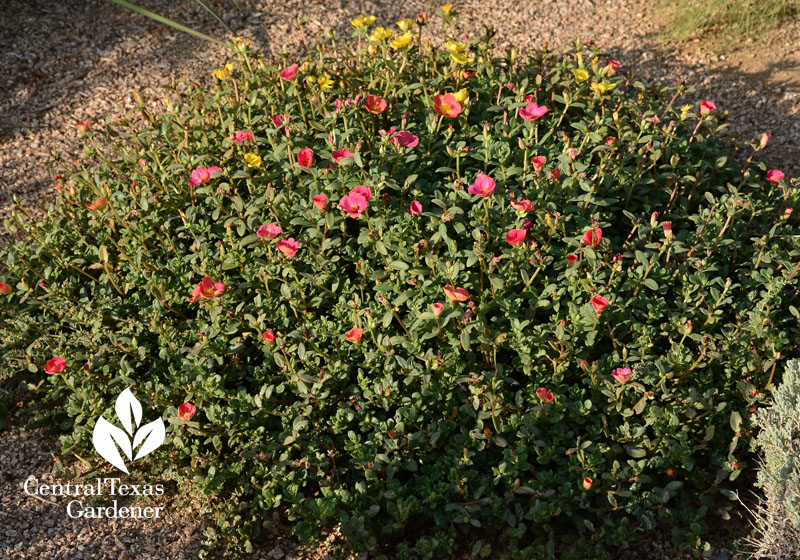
[2,0,797,557]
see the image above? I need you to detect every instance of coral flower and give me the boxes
[280,64,299,81]
[312,194,327,210]
[535,387,548,400]
[582,477,593,490]
[177,402,196,421]
[187,276,225,302]
[257,224,282,239]
[591,295,609,313]
[297,147,314,167]
[44,356,66,375]
[345,327,364,343]
[231,130,254,144]
[0,282,11,295]
[365,94,388,115]
[566,254,578,265]
[432,303,444,317]
[349,185,372,202]
[544,392,555,404]
[760,133,770,148]
[443,285,471,302]
[393,130,419,148]
[276,238,300,258]
[433,93,462,118]
[531,155,546,172]
[331,149,355,163]
[409,200,422,216]
[468,173,495,197]
[506,229,527,246]
[188,166,222,186]
[582,228,602,246]
[767,169,785,183]
[339,194,368,217]
[520,103,548,121]
[86,197,108,211]
[263,330,276,344]
[700,100,716,115]
[510,199,533,212]
[611,367,632,383]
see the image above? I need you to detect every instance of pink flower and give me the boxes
[433,94,462,118]
[611,367,631,383]
[510,199,533,212]
[177,402,196,421]
[297,147,314,167]
[606,58,621,76]
[506,229,527,246]
[280,64,299,81]
[444,285,471,302]
[523,94,535,104]
[767,169,785,183]
[231,130,254,144]
[345,327,364,343]
[582,477,593,490]
[662,221,673,239]
[365,94,388,115]
[271,114,291,127]
[339,194,368,217]
[263,330,276,344]
[349,185,372,202]
[536,387,548,400]
[0,282,11,295]
[566,254,578,265]
[520,102,548,121]
[188,166,222,186]
[331,149,355,163]
[700,100,716,115]
[582,228,602,247]
[605,136,616,146]
[591,295,609,313]
[312,194,328,210]
[468,173,496,197]
[187,277,226,302]
[257,224,282,239]
[432,303,444,317]
[531,156,546,172]
[392,130,419,148]
[276,238,300,258]
[409,200,423,216]
[44,356,66,375]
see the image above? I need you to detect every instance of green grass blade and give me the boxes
[194,0,235,36]
[107,0,232,48]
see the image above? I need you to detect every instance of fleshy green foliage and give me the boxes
[658,0,797,50]
[2,12,800,558]
[751,360,800,558]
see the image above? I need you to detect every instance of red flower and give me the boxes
[544,392,554,404]
[44,356,66,375]
[582,477,593,490]
[345,327,364,343]
[177,402,196,422]
[700,100,716,115]
[566,254,578,265]
[582,227,602,246]
[535,387,547,400]
[331,149,355,163]
[605,136,616,146]
[76,119,90,133]
[443,285,470,302]
[409,200,423,216]
[312,194,327,210]
[0,282,11,294]
[297,147,314,167]
[433,93,462,118]
[591,295,609,313]
[506,229,527,246]
[531,156,546,172]
[263,330,276,344]
[550,169,561,181]
[280,64,299,81]
[767,169,785,183]
[606,58,621,76]
[276,238,300,258]
[187,277,225,302]
[364,94,388,115]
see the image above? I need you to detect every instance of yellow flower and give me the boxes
[544,214,553,228]
[369,26,393,43]
[679,104,692,121]
[452,88,468,103]
[351,15,376,28]
[213,63,235,80]
[573,68,589,83]
[590,81,616,95]
[450,52,471,65]
[364,16,376,26]
[244,153,262,168]
[317,75,334,91]
[591,56,600,74]
[443,40,466,54]
[305,76,316,86]
[396,18,414,32]
[389,31,413,50]
[441,4,452,16]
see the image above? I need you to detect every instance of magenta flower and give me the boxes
[312,194,328,210]
[767,169,785,183]
[393,130,419,148]
[257,224,282,239]
[231,130,254,144]
[468,173,496,197]
[611,367,632,383]
[409,200,422,216]
[331,149,355,163]
[44,356,66,375]
[276,238,300,258]
[349,185,373,202]
[700,100,716,115]
[188,166,222,186]
[506,229,526,246]
[531,155,546,172]
[271,114,291,127]
[520,102,548,121]
[340,194,369,218]
[280,64,299,81]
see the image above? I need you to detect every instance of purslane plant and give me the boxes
[2,7,799,558]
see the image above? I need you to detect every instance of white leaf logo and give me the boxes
[92,388,165,474]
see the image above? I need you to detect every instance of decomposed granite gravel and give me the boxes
[2,0,799,557]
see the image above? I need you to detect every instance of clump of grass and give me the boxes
[658,0,798,51]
